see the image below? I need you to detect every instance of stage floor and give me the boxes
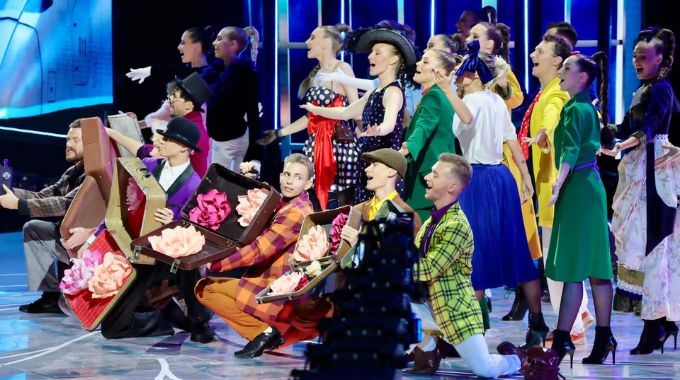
[1,231,679,379]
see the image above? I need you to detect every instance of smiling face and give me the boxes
[364,161,397,192]
[367,43,399,77]
[467,23,494,53]
[423,161,459,203]
[414,50,440,86]
[633,41,663,80]
[168,90,194,117]
[305,28,331,60]
[178,31,202,64]
[65,127,84,163]
[557,55,587,94]
[530,40,562,80]
[279,162,312,198]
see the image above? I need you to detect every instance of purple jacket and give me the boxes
[143,158,200,220]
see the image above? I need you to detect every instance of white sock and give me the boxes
[421,337,437,352]
[263,326,273,334]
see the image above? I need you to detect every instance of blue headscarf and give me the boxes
[455,40,495,84]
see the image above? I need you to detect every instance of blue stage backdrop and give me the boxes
[0,0,113,120]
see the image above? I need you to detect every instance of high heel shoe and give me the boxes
[551,329,576,368]
[582,326,617,365]
[522,312,550,348]
[502,288,528,321]
[659,320,678,352]
[630,318,665,355]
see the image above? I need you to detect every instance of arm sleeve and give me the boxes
[405,94,441,160]
[540,93,568,151]
[558,107,583,168]
[413,219,472,282]
[635,82,673,141]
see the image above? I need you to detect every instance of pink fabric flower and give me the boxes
[293,225,329,262]
[329,212,349,254]
[126,178,144,211]
[87,252,132,299]
[148,225,206,258]
[236,188,269,227]
[188,189,231,230]
[269,270,305,295]
[59,249,104,295]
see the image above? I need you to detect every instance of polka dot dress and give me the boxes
[355,81,405,203]
[302,86,360,192]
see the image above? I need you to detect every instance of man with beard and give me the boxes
[0,119,86,313]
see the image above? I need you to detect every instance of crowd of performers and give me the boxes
[0,6,678,378]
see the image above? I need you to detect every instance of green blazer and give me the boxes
[413,203,484,344]
[404,84,456,221]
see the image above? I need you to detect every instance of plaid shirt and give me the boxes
[217,192,313,324]
[413,203,484,344]
[14,162,86,218]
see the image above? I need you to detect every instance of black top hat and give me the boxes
[353,28,417,66]
[157,117,202,152]
[175,72,213,105]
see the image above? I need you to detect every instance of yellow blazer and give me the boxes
[529,76,569,228]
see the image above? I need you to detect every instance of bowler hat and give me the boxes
[362,148,407,178]
[157,117,201,152]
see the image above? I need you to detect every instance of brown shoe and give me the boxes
[410,346,441,375]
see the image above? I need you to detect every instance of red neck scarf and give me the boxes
[518,91,542,160]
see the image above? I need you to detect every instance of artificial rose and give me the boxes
[59,249,104,295]
[236,188,268,227]
[293,225,329,262]
[329,212,349,254]
[126,177,144,211]
[269,270,304,295]
[294,275,309,291]
[88,252,132,299]
[148,225,206,258]
[304,260,323,278]
[189,189,231,230]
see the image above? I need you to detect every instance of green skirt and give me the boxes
[545,167,613,282]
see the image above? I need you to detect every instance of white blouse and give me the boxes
[158,159,191,191]
[452,89,517,165]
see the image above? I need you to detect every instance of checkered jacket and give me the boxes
[414,203,484,344]
[14,163,86,218]
[217,192,314,324]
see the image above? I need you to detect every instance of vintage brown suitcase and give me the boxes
[256,205,362,304]
[59,177,107,257]
[131,164,282,273]
[64,229,137,331]
[105,157,167,265]
[81,117,117,203]
[107,113,144,157]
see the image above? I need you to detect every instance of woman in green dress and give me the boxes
[399,48,459,221]
[545,52,615,367]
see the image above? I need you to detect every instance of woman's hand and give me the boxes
[257,130,279,145]
[521,128,548,149]
[431,69,456,92]
[357,124,381,138]
[599,143,622,157]
[548,181,562,207]
[520,178,534,204]
[154,208,174,225]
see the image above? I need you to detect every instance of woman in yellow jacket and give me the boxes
[468,21,542,322]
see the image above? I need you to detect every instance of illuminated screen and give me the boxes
[0,0,112,119]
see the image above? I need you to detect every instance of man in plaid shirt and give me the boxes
[408,153,521,377]
[195,153,314,358]
[0,119,85,313]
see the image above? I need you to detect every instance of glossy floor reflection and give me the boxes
[1,232,679,379]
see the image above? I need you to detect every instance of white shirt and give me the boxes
[157,159,191,191]
[452,90,517,165]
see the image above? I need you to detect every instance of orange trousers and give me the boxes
[195,277,269,341]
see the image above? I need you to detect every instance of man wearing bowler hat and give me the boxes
[100,116,216,343]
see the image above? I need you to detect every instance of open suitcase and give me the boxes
[107,113,144,157]
[256,206,362,304]
[131,164,282,273]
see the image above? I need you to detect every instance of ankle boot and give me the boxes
[631,318,665,355]
[551,329,575,368]
[582,326,617,365]
[522,312,549,348]
[502,288,529,321]
[410,346,441,375]
[660,320,678,351]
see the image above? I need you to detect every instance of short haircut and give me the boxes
[542,34,572,65]
[439,153,472,188]
[283,153,314,179]
[69,119,82,129]
[547,21,578,47]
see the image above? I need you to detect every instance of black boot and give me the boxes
[234,327,284,359]
[18,291,63,314]
[551,329,575,368]
[659,319,678,351]
[631,318,665,355]
[582,326,617,364]
[522,312,549,348]
[190,321,216,344]
[502,288,528,321]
